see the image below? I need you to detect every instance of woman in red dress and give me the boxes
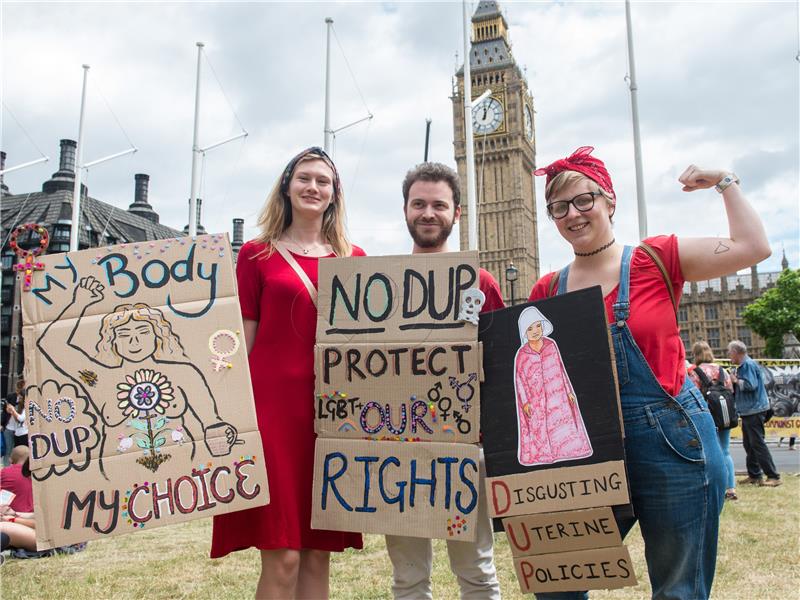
[211,147,364,599]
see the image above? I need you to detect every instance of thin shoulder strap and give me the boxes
[694,364,712,388]
[274,241,318,308]
[638,242,677,323]
[547,272,560,297]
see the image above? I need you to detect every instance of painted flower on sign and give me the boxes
[116,369,174,418]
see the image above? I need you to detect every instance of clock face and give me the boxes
[472,97,503,134]
[524,105,533,140]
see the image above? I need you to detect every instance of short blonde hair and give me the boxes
[692,341,715,365]
[544,170,616,221]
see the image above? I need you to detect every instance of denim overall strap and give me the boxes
[556,264,570,295]
[612,245,634,324]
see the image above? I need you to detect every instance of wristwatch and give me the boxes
[715,173,740,193]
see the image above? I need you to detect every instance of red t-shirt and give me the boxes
[0,464,34,513]
[529,235,685,396]
[479,268,506,313]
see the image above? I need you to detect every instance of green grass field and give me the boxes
[3,477,798,599]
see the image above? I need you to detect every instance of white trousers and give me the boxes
[385,450,500,600]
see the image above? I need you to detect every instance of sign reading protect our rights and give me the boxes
[21,234,268,549]
[311,252,482,541]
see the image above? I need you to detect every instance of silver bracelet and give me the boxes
[715,172,740,193]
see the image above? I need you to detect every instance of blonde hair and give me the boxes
[545,170,616,221]
[254,155,353,258]
[692,341,715,365]
[95,303,187,366]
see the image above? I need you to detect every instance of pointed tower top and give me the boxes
[474,0,502,20]
[781,247,789,270]
[458,0,513,74]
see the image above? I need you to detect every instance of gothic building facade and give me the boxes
[679,254,791,358]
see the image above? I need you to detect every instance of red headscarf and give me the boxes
[534,146,615,198]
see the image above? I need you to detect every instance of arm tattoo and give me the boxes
[714,241,730,254]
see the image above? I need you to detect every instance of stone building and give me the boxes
[1,139,245,396]
[451,0,539,304]
[679,253,791,359]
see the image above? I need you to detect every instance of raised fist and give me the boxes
[678,165,727,192]
[72,276,105,307]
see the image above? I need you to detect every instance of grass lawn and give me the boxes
[3,476,798,599]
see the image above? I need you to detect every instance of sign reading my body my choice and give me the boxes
[21,234,268,549]
[312,252,482,541]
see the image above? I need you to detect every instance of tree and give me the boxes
[743,268,800,357]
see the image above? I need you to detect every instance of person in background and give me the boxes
[384,162,503,600]
[5,382,27,449]
[0,446,34,514]
[728,339,782,487]
[0,454,35,552]
[1,379,24,465]
[688,341,737,500]
[529,146,770,599]
[210,147,364,599]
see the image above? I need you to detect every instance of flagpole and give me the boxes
[188,42,204,238]
[324,17,334,153]
[625,0,647,240]
[70,65,90,252]
[462,0,479,251]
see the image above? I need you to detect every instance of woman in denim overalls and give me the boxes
[530,147,771,600]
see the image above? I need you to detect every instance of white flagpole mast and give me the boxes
[70,65,90,252]
[324,17,334,153]
[189,42,204,238]
[462,0,479,251]
[625,0,647,240]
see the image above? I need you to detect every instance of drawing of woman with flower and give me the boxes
[37,276,238,476]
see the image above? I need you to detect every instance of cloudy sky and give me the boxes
[3,1,798,286]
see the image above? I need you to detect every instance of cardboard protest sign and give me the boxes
[21,234,268,548]
[311,252,484,540]
[487,462,628,519]
[478,288,629,516]
[513,546,636,594]
[479,287,637,593]
[503,507,621,557]
[311,437,481,541]
[316,252,481,344]
[314,342,481,442]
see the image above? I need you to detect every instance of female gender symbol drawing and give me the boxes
[9,223,49,291]
[513,306,592,466]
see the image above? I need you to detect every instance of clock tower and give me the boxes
[451,0,539,302]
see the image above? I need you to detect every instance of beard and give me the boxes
[406,217,455,249]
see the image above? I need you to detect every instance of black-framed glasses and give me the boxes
[546,191,602,219]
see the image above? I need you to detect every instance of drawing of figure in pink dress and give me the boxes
[514,306,593,466]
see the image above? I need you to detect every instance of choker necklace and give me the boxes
[574,238,615,257]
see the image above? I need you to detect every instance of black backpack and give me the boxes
[694,366,739,430]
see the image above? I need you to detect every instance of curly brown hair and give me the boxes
[95,303,187,366]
